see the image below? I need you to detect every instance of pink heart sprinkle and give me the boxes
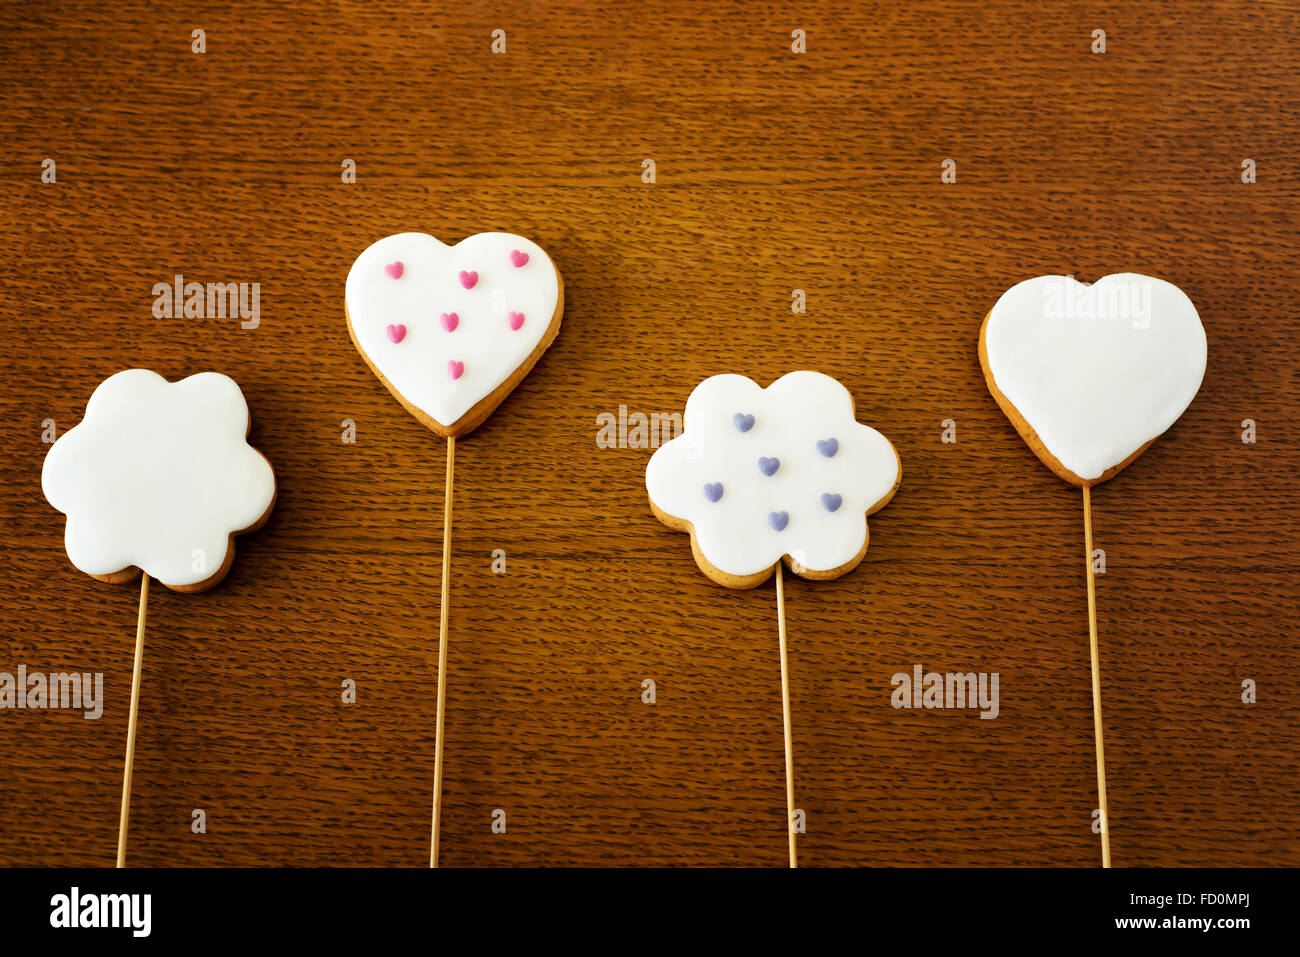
[447,359,464,380]
[458,270,478,289]
[508,311,525,331]
[386,323,406,344]
[510,249,529,268]
[384,262,404,280]
[440,312,459,332]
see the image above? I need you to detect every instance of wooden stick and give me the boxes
[430,436,455,868]
[1082,485,1112,868]
[117,573,149,868]
[775,562,798,868]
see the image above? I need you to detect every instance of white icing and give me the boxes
[646,372,899,579]
[41,369,275,588]
[984,273,1207,480]
[345,232,561,429]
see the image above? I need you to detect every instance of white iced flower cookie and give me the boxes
[345,231,564,438]
[646,372,901,588]
[979,273,1207,486]
[41,369,276,592]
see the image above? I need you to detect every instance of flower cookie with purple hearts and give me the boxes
[647,371,901,588]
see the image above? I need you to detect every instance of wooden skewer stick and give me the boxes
[775,562,798,868]
[117,572,149,868]
[1082,485,1112,868]
[430,436,455,868]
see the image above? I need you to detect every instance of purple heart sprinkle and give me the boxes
[703,482,724,503]
[733,412,755,433]
[821,492,843,512]
[768,511,789,532]
[758,456,780,477]
[817,437,839,458]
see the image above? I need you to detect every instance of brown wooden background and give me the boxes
[1,0,1297,867]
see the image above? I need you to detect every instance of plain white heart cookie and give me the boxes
[345,231,564,437]
[41,369,276,592]
[646,372,901,589]
[980,273,1207,486]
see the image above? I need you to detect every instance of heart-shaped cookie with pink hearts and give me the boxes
[346,231,564,437]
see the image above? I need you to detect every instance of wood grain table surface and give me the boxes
[1,0,1297,867]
